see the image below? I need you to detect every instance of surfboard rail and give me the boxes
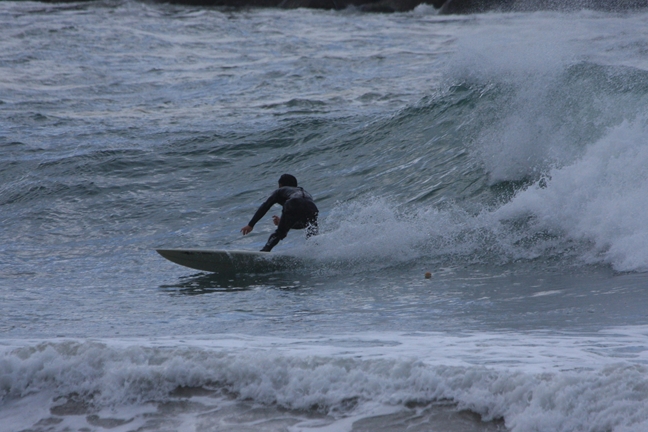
[156,248,302,273]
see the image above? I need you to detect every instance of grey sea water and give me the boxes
[2,2,648,431]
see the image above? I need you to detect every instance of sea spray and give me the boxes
[497,117,648,271]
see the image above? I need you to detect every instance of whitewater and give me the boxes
[2,1,648,431]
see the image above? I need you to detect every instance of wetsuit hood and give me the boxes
[278,174,298,187]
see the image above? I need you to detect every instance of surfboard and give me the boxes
[156,248,303,274]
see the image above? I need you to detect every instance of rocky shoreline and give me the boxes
[37,0,648,14]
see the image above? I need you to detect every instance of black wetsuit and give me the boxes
[248,186,319,252]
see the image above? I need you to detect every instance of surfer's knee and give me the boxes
[274,228,289,240]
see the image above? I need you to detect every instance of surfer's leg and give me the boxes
[260,208,293,252]
[303,200,318,238]
[297,201,318,238]
[285,199,318,235]
[260,199,317,251]
[260,228,289,252]
[260,233,281,252]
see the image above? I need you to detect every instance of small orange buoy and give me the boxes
[424,272,432,279]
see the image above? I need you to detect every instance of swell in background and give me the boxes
[1,4,648,273]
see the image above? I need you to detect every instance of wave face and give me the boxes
[288,60,648,272]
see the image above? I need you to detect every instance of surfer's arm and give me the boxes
[242,190,280,235]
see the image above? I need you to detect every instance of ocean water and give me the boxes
[2,1,648,431]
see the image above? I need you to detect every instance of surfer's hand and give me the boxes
[241,225,253,235]
[272,215,280,226]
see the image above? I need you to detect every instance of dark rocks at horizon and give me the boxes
[33,0,648,14]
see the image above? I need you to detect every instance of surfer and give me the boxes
[241,174,319,252]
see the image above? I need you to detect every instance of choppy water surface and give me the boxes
[2,2,648,431]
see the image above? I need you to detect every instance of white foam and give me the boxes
[300,117,648,273]
[446,13,585,183]
[2,329,648,431]
[498,118,648,271]
[443,11,648,183]
[299,198,430,263]
[427,11,648,272]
